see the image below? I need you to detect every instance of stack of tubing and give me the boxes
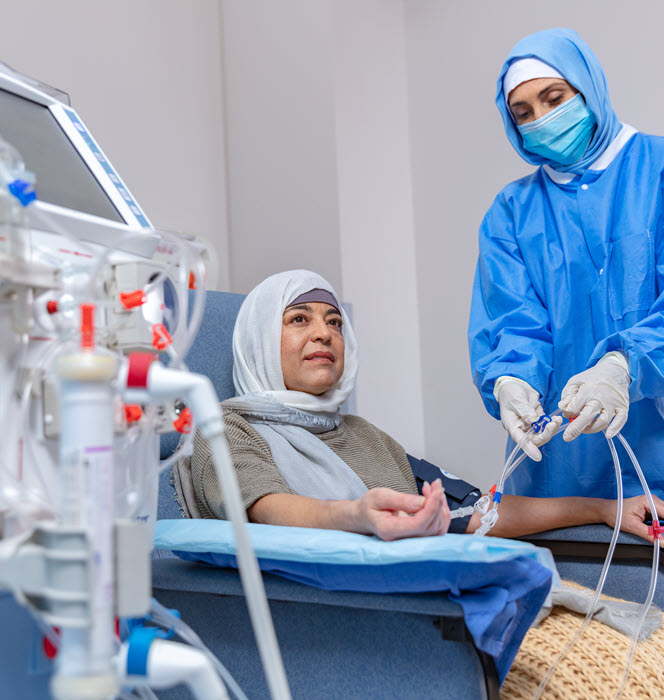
[465,406,660,700]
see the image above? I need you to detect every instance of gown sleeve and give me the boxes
[588,219,664,402]
[468,191,555,418]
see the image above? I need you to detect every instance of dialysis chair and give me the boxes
[153,290,504,700]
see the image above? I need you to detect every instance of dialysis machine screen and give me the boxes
[0,86,124,223]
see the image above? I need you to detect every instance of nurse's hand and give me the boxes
[559,352,630,441]
[495,377,562,462]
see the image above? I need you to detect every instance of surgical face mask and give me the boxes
[518,93,597,165]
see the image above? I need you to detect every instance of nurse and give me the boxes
[469,28,664,499]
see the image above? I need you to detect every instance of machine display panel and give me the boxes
[0,86,125,223]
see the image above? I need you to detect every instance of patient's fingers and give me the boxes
[410,479,445,534]
[378,491,441,539]
[368,488,425,515]
[367,480,452,540]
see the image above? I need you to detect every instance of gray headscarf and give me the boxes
[222,270,368,500]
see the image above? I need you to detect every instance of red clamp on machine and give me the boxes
[119,290,147,310]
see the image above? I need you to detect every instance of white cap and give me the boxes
[503,58,564,99]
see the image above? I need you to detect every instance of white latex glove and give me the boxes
[559,351,630,441]
[494,377,562,462]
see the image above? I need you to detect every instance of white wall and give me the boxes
[331,0,425,453]
[222,0,425,454]
[0,0,231,290]
[220,0,343,295]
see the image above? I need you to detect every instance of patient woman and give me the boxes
[177,270,662,542]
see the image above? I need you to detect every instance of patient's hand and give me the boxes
[600,494,664,543]
[356,479,450,542]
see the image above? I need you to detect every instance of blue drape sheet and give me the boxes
[155,519,554,683]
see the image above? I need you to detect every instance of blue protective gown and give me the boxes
[469,29,664,499]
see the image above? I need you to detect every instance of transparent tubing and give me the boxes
[112,411,196,521]
[613,433,661,700]
[85,228,152,302]
[89,226,206,365]
[499,408,566,493]
[533,433,624,700]
[142,260,178,298]
[137,229,206,369]
[499,412,567,493]
[19,362,56,507]
[471,432,538,534]
[8,335,68,518]
[154,231,192,366]
[207,433,291,700]
[0,334,29,497]
[145,229,207,368]
[141,238,205,496]
[31,609,61,653]
[170,250,206,365]
[157,424,196,474]
[126,405,159,521]
[150,598,248,700]
[470,413,567,536]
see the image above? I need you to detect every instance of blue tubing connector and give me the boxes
[8,178,36,206]
[531,414,552,434]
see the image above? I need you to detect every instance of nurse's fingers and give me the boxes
[559,382,580,412]
[606,406,628,439]
[582,408,611,434]
[531,415,563,446]
[511,425,542,461]
[562,389,593,418]
[563,402,600,441]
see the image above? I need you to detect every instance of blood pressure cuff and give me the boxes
[155,519,554,683]
[407,456,481,534]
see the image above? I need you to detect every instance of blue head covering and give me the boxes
[496,28,621,174]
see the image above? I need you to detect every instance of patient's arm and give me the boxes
[465,494,664,542]
[248,479,450,542]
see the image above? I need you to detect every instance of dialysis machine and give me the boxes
[0,62,290,699]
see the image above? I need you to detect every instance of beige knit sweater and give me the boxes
[185,410,418,520]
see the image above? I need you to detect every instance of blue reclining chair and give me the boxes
[153,290,505,700]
